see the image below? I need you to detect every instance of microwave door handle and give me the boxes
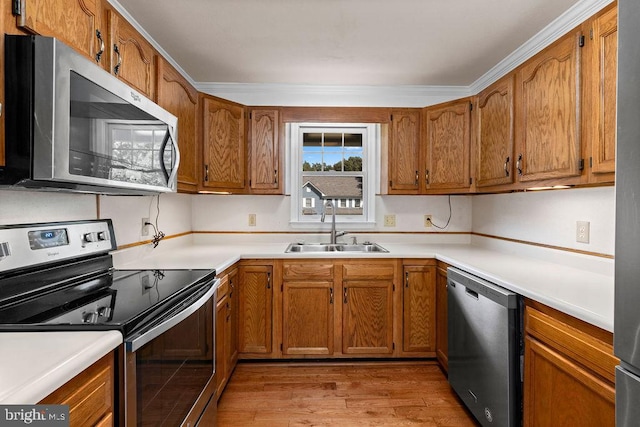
[160,128,180,188]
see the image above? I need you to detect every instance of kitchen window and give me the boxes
[287,123,380,226]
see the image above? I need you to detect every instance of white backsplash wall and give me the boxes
[99,193,192,247]
[0,190,97,225]
[192,194,472,233]
[472,186,615,255]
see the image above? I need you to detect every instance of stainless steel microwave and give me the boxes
[1,35,180,194]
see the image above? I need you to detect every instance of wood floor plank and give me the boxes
[217,361,479,426]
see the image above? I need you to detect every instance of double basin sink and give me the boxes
[285,242,389,253]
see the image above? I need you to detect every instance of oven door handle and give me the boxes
[125,278,219,352]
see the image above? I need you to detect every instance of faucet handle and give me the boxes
[351,236,358,245]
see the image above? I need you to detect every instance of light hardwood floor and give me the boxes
[217,361,479,426]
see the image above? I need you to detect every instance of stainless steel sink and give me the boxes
[285,243,389,253]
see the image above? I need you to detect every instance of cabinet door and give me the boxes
[516,31,582,182]
[435,264,449,371]
[228,268,239,366]
[389,109,421,193]
[215,292,229,399]
[238,265,272,354]
[342,280,394,354]
[423,100,471,192]
[402,265,436,353]
[249,109,281,193]
[523,336,615,427]
[476,75,515,188]
[17,0,103,63]
[202,96,246,191]
[108,11,156,99]
[156,57,199,192]
[282,281,334,355]
[584,5,617,180]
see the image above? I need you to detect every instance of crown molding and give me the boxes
[469,0,615,93]
[108,0,612,106]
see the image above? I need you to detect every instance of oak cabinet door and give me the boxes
[402,265,436,353]
[516,31,582,182]
[584,5,617,181]
[215,292,229,398]
[388,109,421,193]
[524,336,614,427]
[423,99,471,192]
[107,11,156,99]
[156,57,199,192]
[201,95,246,191]
[249,109,281,193]
[17,0,103,63]
[282,281,334,355]
[238,265,273,354]
[342,280,394,354]
[476,75,515,188]
[435,263,449,371]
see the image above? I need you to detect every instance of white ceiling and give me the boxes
[114,0,584,87]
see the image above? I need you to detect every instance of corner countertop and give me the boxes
[0,331,122,404]
[112,234,614,332]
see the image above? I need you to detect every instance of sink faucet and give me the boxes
[321,200,347,244]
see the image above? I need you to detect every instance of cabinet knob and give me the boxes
[504,156,510,177]
[425,169,430,185]
[516,154,523,175]
[204,164,210,182]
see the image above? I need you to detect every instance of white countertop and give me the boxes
[0,331,122,404]
[112,234,614,332]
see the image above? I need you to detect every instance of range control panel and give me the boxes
[0,219,116,273]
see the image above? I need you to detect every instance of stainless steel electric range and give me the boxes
[0,219,218,426]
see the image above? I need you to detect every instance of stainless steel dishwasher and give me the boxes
[447,267,522,427]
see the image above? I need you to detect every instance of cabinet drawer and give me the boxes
[342,263,395,280]
[283,262,334,280]
[40,353,114,427]
[216,275,229,302]
[525,304,617,383]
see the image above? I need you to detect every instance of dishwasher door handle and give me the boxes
[465,287,479,299]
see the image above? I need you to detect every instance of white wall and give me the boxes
[192,194,472,233]
[472,186,615,255]
[0,190,96,225]
[99,193,192,247]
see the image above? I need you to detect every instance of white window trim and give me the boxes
[286,122,380,229]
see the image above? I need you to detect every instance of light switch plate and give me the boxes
[576,221,590,243]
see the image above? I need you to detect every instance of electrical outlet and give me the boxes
[576,221,590,243]
[141,217,150,236]
[248,213,256,226]
[384,214,396,227]
[424,215,433,228]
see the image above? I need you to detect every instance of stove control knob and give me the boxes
[97,306,112,318]
[83,232,98,243]
[97,231,108,241]
[82,311,99,324]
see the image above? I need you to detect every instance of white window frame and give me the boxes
[286,123,380,228]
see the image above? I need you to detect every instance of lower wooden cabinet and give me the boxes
[435,262,449,371]
[523,300,617,427]
[402,261,436,355]
[215,268,238,400]
[40,352,114,427]
[238,262,273,355]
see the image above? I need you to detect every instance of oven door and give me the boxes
[124,279,217,427]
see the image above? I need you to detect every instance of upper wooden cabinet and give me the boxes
[388,109,421,194]
[107,10,156,99]
[248,109,281,193]
[476,75,515,189]
[583,3,617,184]
[156,57,199,193]
[16,0,104,63]
[201,95,246,192]
[515,30,583,183]
[423,99,472,193]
